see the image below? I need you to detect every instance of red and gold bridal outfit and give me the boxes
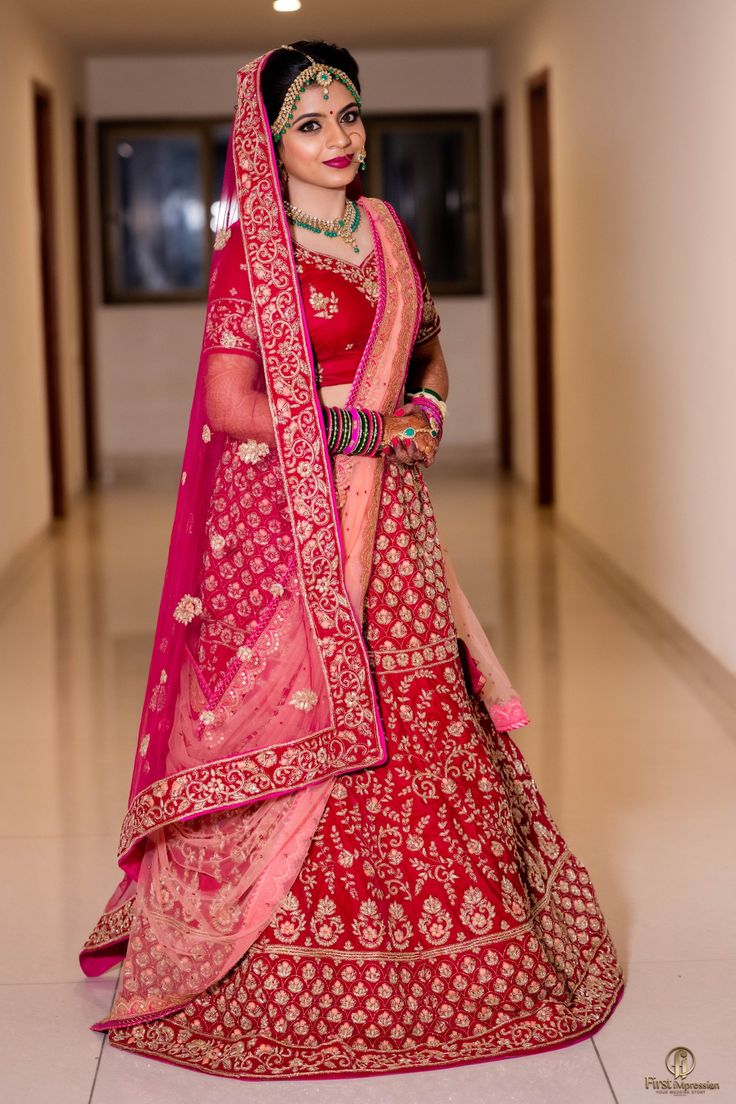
[99,213,625,1078]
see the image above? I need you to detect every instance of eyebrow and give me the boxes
[293,101,359,124]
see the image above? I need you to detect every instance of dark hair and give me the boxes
[261,40,361,132]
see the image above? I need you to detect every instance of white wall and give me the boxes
[85,48,496,464]
[491,0,736,673]
[0,1,86,577]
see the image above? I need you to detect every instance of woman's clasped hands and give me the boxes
[381,403,439,467]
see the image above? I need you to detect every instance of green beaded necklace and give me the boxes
[284,197,362,253]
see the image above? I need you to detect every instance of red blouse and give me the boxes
[203,211,441,388]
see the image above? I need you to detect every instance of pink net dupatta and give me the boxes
[80,51,425,1030]
[441,546,530,733]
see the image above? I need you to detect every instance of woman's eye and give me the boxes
[298,110,360,133]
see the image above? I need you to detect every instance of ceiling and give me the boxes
[23,0,530,55]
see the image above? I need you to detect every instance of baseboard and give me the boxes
[554,512,736,728]
[0,525,53,615]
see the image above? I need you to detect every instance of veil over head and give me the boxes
[120,50,390,875]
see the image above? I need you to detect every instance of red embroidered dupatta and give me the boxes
[79,51,425,1026]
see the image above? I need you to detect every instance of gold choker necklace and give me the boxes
[284,198,361,253]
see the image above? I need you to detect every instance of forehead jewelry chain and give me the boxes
[271,46,362,142]
[284,196,362,253]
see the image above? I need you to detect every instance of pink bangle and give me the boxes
[410,396,444,440]
[345,407,362,454]
[367,410,384,455]
[411,395,443,423]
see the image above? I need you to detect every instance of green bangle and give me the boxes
[416,386,445,403]
[326,408,336,451]
[340,408,352,452]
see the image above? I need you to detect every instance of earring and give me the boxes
[277,158,289,189]
[357,148,367,172]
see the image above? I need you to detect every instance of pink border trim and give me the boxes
[382,202,424,362]
[346,198,387,404]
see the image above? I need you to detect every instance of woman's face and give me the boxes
[277,80,365,190]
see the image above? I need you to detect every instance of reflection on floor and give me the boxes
[1,462,732,1103]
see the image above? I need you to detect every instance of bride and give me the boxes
[79,40,625,1081]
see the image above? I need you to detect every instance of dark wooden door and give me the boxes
[491,98,513,472]
[34,84,67,517]
[74,113,99,485]
[527,70,555,506]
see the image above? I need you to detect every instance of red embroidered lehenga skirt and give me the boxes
[105,459,625,1079]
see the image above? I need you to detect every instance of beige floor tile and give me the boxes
[593,960,732,1103]
[0,979,116,1103]
[0,835,119,984]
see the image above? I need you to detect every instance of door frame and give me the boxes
[33,81,67,518]
[74,112,100,485]
[491,97,513,472]
[526,68,555,507]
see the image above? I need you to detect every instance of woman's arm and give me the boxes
[388,335,449,467]
[204,352,275,445]
[204,349,443,466]
[404,333,449,403]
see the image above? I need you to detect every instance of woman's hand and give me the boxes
[382,404,439,467]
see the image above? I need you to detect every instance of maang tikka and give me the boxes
[271,44,362,143]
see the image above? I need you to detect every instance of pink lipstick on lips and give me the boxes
[322,155,354,168]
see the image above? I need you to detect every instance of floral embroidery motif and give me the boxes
[204,298,260,360]
[213,226,232,250]
[173,594,203,624]
[181,470,187,484]
[138,733,150,757]
[202,424,212,443]
[289,688,318,712]
[236,439,269,464]
[148,668,169,711]
[308,286,340,318]
[311,897,345,946]
[148,684,166,713]
[460,886,497,934]
[270,892,305,943]
[295,242,380,306]
[199,710,216,726]
[353,899,385,948]
[417,895,453,945]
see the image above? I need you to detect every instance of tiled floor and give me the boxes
[1,464,733,1102]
